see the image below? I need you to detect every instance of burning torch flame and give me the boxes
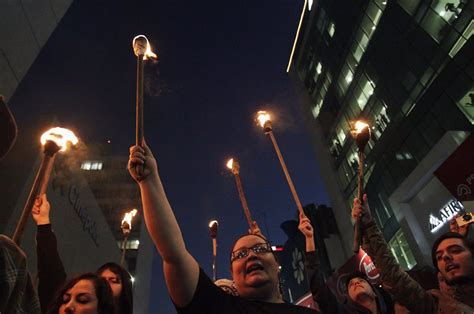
[133,35,157,60]
[226,159,234,170]
[256,111,271,128]
[122,209,138,229]
[208,220,218,228]
[40,127,78,152]
[353,121,369,134]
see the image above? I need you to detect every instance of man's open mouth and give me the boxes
[445,263,459,272]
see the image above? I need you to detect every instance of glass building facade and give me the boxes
[290,0,473,268]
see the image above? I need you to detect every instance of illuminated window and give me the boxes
[337,128,346,144]
[345,72,353,83]
[456,89,474,125]
[354,75,375,111]
[388,229,416,270]
[316,62,322,74]
[81,161,103,171]
[337,63,355,98]
[328,22,336,37]
[352,32,369,63]
[431,0,464,24]
[449,20,474,58]
[420,8,450,42]
[312,98,323,119]
[117,239,140,250]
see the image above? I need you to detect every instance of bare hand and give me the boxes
[449,214,470,237]
[32,194,51,225]
[352,194,372,225]
[249,221,262,236]
[128,142,158,183]
[298,211,313,239]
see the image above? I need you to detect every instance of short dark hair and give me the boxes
[431,232,474,270]
[48,272,114,314]
[96,262,133,314]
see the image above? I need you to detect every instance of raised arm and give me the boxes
[298,212,315,253]
[352,195,436,313]
[298,212,341,313]
[32,194,66,312]
[128,143,199,307]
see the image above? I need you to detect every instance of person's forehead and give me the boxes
[436,238,465,252]
[69,280,95,294]
[101,268,118,278]
[349,277,364,283]
[233,235,267,250]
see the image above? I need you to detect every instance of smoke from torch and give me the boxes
[209,220,218,281]
[351,120,371,253]
[13,127,78,245]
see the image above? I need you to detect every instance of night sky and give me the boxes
[11,1,330,312]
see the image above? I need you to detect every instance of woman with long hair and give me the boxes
[48,272,114,314]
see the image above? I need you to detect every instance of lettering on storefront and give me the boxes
[68,185,99,246]
[51,176,99,246]
[429,199,464,233]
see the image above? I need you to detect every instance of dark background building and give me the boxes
[290,0,473,268]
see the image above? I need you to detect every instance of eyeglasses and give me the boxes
[231,242,272,263]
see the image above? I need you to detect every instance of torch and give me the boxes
[132,35,157,173]
[12,127,78,245]
[209,220,218,281]
[120,209,138,267]
[351,120,371,253]
[256,111,305,217]
[226,158,258,232]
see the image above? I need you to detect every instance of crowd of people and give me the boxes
[1,93,474,314]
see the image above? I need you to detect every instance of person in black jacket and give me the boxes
[128,142,317,313]
[298,212,394,314]
[32,194,133,314]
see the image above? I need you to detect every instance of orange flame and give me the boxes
[226,158,234,170]
[208,220,218,228]
[353,121,370,134]
[122,209,138,230]
[256,111,271,128]
[133,35,157,60]
[40,127,78,152]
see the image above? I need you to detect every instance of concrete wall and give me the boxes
[3,149,120,276]
[0,0,73,101]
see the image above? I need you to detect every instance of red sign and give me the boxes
[434,134,474,202]
[326,248,380,303]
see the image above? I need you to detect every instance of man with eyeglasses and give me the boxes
[128,143,317,313]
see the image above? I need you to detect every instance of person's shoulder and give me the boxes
[0,234,26,259]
